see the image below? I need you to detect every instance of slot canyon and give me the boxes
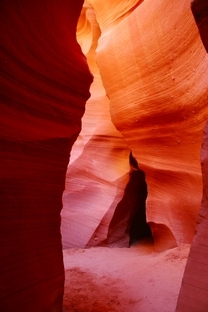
[0,0,208,311]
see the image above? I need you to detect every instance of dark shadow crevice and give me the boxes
[106,151,153,247]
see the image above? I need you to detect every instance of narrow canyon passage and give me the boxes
[1,0,208,311]
[54,0,208,308]
[61,1,208,311]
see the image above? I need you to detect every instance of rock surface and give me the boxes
[93,0,208,249]
[176,122,208,311]
[62,0,208,251]
[61,4,132,249]
[1,0,208,310]
[0,1,92,311]
[176,0,208,310]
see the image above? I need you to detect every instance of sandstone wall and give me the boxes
[61,4,131,248]
[91,0,208,250]
[176,0,208,310]
[61,0,208,251]
[0,1,92,311]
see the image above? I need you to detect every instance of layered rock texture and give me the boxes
[61,3,132,249]
[1,0,208,311]
[0,1,92,311]
[95,0,208,249]
[62,0,208,252]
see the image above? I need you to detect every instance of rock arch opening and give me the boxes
[128,153,153,246]
[105,152,153,247]
[129,152,153,245]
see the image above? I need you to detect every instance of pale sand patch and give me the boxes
[63,242,190,312]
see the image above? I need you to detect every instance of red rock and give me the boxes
[176,0,208,310]
[1,0,208,309]
[0,1,92,311]
[176,122,208,311]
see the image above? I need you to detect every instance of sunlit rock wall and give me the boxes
[61,3,131,249]
[89,0,208,250]
[0,1,92,311]
[61,0,208,251]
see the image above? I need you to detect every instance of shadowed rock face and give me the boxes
[0,1,92,311]
[105,153,152,247]
[176,1,208,310]
[191,0,208,52]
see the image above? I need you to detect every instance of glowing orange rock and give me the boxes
[61,4,130,249]
[91,0,208,249]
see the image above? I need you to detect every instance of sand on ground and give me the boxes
[62,241,189,312]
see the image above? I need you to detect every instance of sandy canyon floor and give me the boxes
[62,242,190,312]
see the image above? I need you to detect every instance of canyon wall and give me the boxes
[61,3,132,249]
[62,0,208,251]
[0,1,92,311]
[1,0,208,309]
[91,0,208,250]
[176,0,208,310]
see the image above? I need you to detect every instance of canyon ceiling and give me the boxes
[0,0,208,311]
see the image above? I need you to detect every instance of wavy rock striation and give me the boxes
[61,0,208,251]
[1,0,208,309]
[0,1,92,311]
[61,4,132,249]
[61,0,208,252]
[91,0,208,250]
